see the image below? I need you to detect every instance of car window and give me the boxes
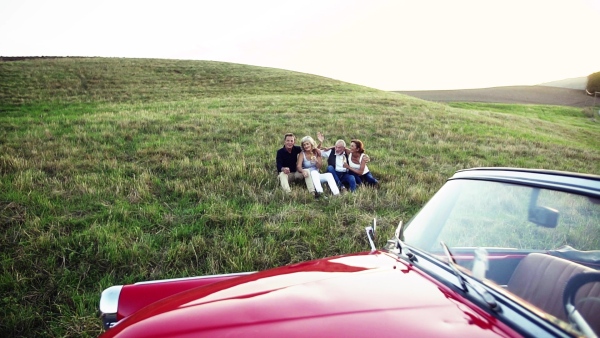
[405,180,600,252]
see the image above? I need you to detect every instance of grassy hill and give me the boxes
[1,57,599,337]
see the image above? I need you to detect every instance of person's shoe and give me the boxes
[315,192,328,200]
[340,186,347,194]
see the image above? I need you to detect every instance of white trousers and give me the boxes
[309,170,340,195]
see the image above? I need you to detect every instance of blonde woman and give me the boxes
[296,136,340,198]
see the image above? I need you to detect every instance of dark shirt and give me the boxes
[276,145,302,173]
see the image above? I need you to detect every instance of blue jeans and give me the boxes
[352,171,378,187]
[327,165,357,192]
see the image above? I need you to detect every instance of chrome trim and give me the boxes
[99,285,123,330]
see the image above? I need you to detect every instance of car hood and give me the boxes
[102,252,517,337]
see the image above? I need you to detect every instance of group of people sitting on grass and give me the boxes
[276,132,379,199]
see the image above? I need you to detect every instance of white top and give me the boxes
[321,149,347,172]
[302,152,318,171]
[349,153,369,174]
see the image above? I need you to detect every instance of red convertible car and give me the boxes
[99,168,600,337]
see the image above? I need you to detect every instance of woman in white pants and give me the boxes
[296,135,340,199]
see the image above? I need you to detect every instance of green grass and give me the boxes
[1,57,599,337]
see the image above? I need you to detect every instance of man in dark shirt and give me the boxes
[322,139,357,192]
[276,133,315,194]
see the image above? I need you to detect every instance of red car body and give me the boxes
[101,252,521,337]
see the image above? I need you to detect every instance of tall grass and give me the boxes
[1,58,599,337]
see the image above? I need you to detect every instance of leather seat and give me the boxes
[507,253,600,334]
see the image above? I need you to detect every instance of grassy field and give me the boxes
[1,57,599,337]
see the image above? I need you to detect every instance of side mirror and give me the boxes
[528,188,559,228]
[528,206,559,228]
[562,272,600,337]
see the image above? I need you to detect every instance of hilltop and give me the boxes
[0,57,377,105]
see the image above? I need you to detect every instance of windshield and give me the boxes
[402,177,600,336]
[404,179,600,252]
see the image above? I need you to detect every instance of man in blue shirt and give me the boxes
[276,133,315,194]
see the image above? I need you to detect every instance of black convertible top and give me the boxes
[452,167,600,198]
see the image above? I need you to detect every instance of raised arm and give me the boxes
[317,132,324,148]
[317,132,334,150]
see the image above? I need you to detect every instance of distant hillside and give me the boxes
[394,85,592,108]
[537,76,587,90]
[394,75,594,107]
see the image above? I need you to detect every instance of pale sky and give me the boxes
[1,0,599,90]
